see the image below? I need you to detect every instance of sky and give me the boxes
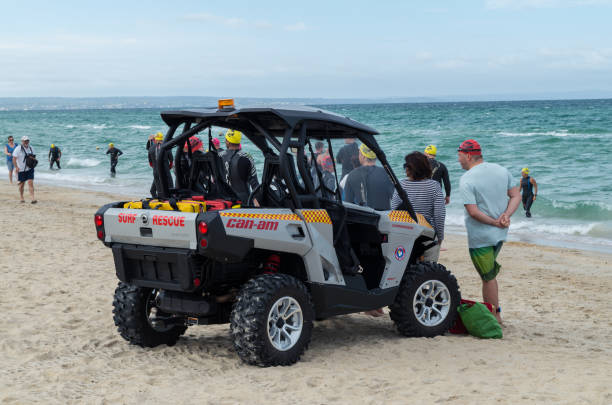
[2,0,612,99]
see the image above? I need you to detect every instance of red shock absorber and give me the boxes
[263,254,281,274]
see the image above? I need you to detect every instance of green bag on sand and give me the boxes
[457,303,503,339]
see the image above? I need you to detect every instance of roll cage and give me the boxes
[155,105,418,222]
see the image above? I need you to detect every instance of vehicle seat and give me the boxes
[189,151,238,201]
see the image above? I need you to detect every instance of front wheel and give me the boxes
[112,282,187,347]
[389,262,461,337]
[230,274,314,366]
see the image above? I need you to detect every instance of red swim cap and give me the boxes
[457,139,482,155]
[212,137,220,147]
[188,136,203,151]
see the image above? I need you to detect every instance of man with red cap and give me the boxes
[458,139,520,324]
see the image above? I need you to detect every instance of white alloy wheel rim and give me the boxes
[412,280,451,327]
[267,296,303,351]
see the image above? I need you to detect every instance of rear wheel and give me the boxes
[389,262,460,337]
[112,282,187,347]
[230,274,314,366]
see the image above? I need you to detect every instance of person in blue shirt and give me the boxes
[458,139,520,324]
[4,135,17,184]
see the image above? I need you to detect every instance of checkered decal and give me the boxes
[299,209,332,224]
[219,212,301,221]
[388,210,433,229]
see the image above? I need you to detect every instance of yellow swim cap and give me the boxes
[51,144,55,148]
[155,132,164,141]
[225,129,242,144]
[109,143,114,147]
[359,144,376,160]
[424,144,437,156]
[522,167,530,174]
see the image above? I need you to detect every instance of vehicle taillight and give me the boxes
[198,221,208,234]
[200,239,208,248]
[95,214,105,241]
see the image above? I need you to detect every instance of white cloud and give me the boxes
[434,58,471,69]
[284,22,306,32]
[415,52,433,61]
[182,13,244,26]
[254,20,273,29]
[485,0,612,9]
[538,47,612,69]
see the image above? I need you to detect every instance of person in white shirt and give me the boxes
[12,135,37,204]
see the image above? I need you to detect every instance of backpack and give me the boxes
[21,145,38,169]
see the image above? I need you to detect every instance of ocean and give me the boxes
[1,99,611,253]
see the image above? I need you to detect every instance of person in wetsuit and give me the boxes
[147,132,174,198]
[424,144,451,205]
[336,138,360,181]
[106,143,123,176]
[343,144,394,210]
[219,130,259,203]
[519,167,538,218]
[48,144,62,169]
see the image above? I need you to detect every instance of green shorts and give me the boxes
[469,242,503,282]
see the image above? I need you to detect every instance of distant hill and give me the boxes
[1,92,611,111]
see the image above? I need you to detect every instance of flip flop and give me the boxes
[31,200,37,204]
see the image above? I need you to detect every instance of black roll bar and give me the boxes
[157,121,208,199]
[278,127,302,209]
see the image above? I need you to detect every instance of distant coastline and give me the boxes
[1,93,612,111]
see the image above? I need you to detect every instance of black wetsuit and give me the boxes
[220,149,259,202]
[106,147,123,175]
[148,143,174,198]
[343,165,394,210]
[49,146,61,169]
[521,176,535,217]
[429,158,451,198]
[336,142,360,180]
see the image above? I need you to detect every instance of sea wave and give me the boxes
[497,130,610,139]
[64,158,101,168]
[509,220,597,236]
[128,125,152,130]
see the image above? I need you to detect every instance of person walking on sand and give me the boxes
[12,136,37,204]
[106,143,123,177]
[458,139,520,324]
[519,167,538,218]
[48,144,62,169]
[424,144,451,205]
[4,135,17,183]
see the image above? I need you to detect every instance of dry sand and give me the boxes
[1,180,611,404]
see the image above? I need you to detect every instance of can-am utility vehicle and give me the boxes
[95,99,461,366]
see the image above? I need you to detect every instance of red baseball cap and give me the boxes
[457,139,482,155]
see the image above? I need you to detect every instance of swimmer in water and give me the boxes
[519,167,538,218]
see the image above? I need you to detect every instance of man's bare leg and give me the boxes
[27,179,36,202]
[18,181,25,202]
[482,278,502,323]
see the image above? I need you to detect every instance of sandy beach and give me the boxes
[1,180,611,405]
